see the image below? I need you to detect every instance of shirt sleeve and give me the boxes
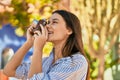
[15,57,48,80]
[29,55,88,80]
[15,62,30,80]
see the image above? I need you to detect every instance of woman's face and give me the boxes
[46,13,72,43]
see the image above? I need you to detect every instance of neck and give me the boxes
[53,40,66,62]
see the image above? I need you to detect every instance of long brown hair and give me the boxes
[53,10,90,80]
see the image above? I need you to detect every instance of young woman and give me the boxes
[3,10,89,80]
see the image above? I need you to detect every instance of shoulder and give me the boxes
[71,52,88,65]
[56,52,88,69]
[69,52,88,68]
[50,52,88,74]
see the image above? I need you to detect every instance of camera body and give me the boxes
[31,19,47,35]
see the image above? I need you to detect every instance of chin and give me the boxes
[47,38,53,42]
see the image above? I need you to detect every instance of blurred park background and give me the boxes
[0,0,120,80]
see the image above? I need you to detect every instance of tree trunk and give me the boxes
[55,0,70,11]
[97,54,105,80]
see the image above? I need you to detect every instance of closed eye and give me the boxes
[48,18,59,25]
[47,20,58,25]
[52,21,58,24]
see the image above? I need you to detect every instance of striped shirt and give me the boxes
[15,52,88,80]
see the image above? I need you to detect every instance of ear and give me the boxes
[67,27,72,35]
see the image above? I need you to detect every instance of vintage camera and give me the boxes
[31,19,47,35]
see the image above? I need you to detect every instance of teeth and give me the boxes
[48,32,53,34]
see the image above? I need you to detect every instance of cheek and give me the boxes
[54,28,68,39]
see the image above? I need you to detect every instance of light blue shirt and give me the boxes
[15,52,88,80]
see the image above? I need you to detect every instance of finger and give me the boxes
[29,24,36,29]
[32,24,36,28]
[28,27,34,33]
[44,27,48,39]
[29,27,33,31]
[30,21,38,28]
[29,25,33,28]
[34,33,38,38]
[40,24,45,35]
[34,30,41,36]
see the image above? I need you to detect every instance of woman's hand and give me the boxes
[26,25,35,47]
[33,24,48,50]
[28,24,48,78]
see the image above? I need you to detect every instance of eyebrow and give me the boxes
[52,18,59,21]
[48,18,59,22]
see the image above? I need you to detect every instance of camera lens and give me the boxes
[40,19,47,26]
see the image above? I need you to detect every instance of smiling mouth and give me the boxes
[48,32,53,34]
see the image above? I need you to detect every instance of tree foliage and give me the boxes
[70,0,120,79]
[0,0,60,36]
